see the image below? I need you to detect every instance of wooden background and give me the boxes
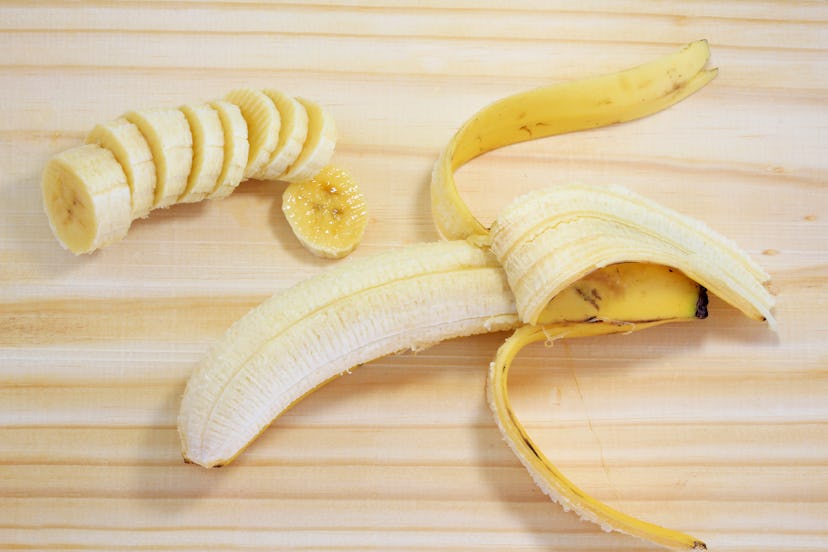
[1,2,826,551]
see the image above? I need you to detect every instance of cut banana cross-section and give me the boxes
[41,144,132,254]
[431,39,717,241]
[85,117,156,219]
[179,103,225,204]
[225,88,281,179]
[208,100,249,200]
[280,97,337,183]
[256,90,309,181]
[282,165,368,259]
[124,107,193,209]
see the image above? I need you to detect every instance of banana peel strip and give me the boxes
[431,39,717,242]
[488,323,707,551]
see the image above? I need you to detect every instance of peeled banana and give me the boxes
[41,89,338,255]
[281,165,368,259]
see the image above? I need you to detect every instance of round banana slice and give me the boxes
[279,97,337,183]
[255,90,309,181]
[281,165,367,259]
[85,117,156,219]
[224,88,281,179]
[178,103,224,204]
[208,100,249,200]
[41,143,132,254]
[124,107,193,210]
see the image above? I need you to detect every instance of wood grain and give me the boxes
[1,2,826,551]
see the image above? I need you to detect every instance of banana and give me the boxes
[124,107,194,210]
[488,322,709,552]
[224,88,281,179]
[41,143,132,254]
[178,237,708,468]
[490,183,775,329]
[208,100,249,200]
[431,39,717,241]
[178,103,225,204]
[279,97,337,183]
[281,165,368,259]
[178,240,521,467]
[85,117,156,219]
[255,90,309,181]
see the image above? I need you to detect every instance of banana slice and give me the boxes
[431,40,717,241]
[224,88,281,179]
[178,103,224,204]
[41,144,132,254]
[281,165,368,259]
[208,100,249,200]
[85,117,156,219]
[255,90,309,181]
[124,107,193,209]
[279,97,337,183]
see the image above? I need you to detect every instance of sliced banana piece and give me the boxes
[208,100,249,200]
[124,107,193,209]
[279,97,337,183]
[41,144,132,254]
[85,117,156,219]
[281,165,368,259]
[178,103,224,204]
[255,90,309,181]
[224,88,281,179]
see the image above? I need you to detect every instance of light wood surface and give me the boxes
[1,2,826,551]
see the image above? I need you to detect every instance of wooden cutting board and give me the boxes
[1,2,826,551]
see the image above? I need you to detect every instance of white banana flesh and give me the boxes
[124,107,193,209]
[255,90,309,181]
[179,103,225,204]
[85,117,156,219]
[279,97,337,183]
[40,144,132,254]
[208,100,249,200]
[178,240,520,467]
[225,88,281,179]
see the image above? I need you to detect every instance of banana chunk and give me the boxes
[178,240,520,468]
[85,117,156,219]
[224,88,281,179]
[124,107,193,209]
[281,165,368,259]
[208,100,249,200]
[279,97,337,183]
[41,144,132,254]
[178,103,224,204]
[256,90,309,181]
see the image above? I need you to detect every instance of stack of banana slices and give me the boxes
[41,87,351,255]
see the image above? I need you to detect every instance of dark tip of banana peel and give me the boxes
[695,287,709,319]
[693,541,708,551]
